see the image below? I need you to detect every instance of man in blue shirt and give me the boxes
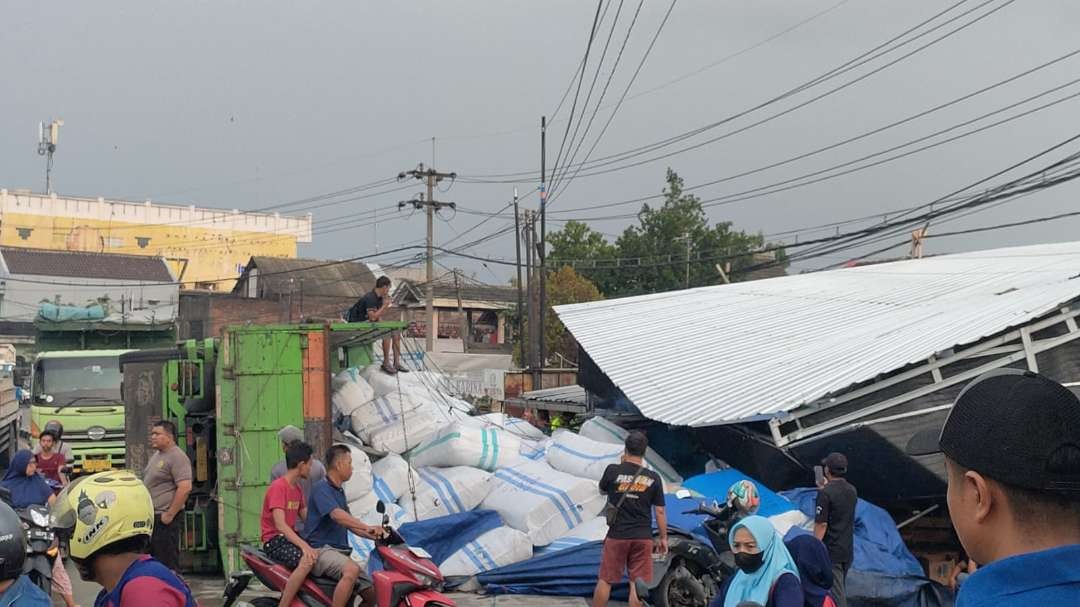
[305,444,385,607]
[908,369,1080,606]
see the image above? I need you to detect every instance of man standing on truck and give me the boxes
[347,276,408,375]
[143,420,192,572]
[304,444,385,607]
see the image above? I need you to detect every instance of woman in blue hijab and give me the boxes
[0,450,53,508]
[784,533,836,607]
[710,515,803,607]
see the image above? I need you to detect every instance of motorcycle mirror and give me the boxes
[674,489,691,500]
[376,500,386,514]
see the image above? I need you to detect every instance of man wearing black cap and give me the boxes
[814,452,856,607]
[907,368,1080,605]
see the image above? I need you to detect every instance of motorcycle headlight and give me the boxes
[87,426,107,441]
[30,508,50,528]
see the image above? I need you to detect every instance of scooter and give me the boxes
[223,501,455,607]
[0,486,57,595]
[645,497,738,607]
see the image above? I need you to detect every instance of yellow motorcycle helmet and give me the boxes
[52,470,155,560]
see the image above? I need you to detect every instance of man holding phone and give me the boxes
[814,453,856,607]
[347,276,408,375]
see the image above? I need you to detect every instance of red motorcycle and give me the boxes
[223,501,455,607]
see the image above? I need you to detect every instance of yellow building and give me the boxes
[0,189,311,290]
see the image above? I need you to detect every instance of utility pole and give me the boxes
[454,268,469,353]
[679,231,692,288]
[538,117,548,377]
[524,211,540,374]
[398,163,457,353]
[513,188,525,367]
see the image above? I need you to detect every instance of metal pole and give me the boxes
[454,269,468,353]
[425,173,435,353]
[513,188,525,367]
[684,231,691,288]
[538,116,547,374]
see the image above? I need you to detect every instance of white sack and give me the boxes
[534,516,609,556]
[350,390,427,441]
[371,454,416,504]
[331,367,376,418]
[474,413,547,441]
[347,502,410,567]
[366,411,443,455]
[408,422,522,471]
[347,491,378,517]
[439,526,534,577]
[481,460,607,546]
[578,417,684,488]
[545,430,623,481]
[398,466,494,521]
[339,445,374,503]
[519,437,550,462]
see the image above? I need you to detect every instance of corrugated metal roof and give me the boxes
[520,385,587,405]
[394,278,517,307]
[555,241,1080,427]
[241,257,375,298]
[0,247,173,282]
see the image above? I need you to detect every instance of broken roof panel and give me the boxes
[555,241,1080,427]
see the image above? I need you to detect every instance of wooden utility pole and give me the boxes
[513,188,526,367]
[399,164,456,352]
[524,210,540,373]
[538,117,548,375]
[454,268,469,353]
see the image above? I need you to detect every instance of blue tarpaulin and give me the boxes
[368,510,501,575]
[781,488,922,576]
[477,540,629,600]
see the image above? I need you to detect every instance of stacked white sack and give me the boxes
[474,413,548,441]
[408,423,522,472]
[398,466,494,521]
[331,368,375,419]
[481,460,607,546]
[371,454,416,504]
[534,516,609,556]
[347,502,411,567]
[360,391,444,454]
[340,445,375,502]
[545,430,623,481]
[439,526,534,577]
[519,437,551,462]
[579,417,684,488]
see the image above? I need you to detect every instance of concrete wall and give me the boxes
[0,189,311,290]
[178,291,355,339]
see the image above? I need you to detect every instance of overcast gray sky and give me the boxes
[3,0,1079,281]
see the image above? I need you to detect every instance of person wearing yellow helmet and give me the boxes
[51,470,196,607]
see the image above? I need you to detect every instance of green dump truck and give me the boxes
[30,317,175,474]
[120,321,402,574]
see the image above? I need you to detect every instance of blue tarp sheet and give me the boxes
[781,488,922,577]
[37,303,105,322]
[368,510,501,575]
[683,469,798,518]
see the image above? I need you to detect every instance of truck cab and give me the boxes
[30,350,131,474]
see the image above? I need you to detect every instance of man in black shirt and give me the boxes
[347,276,407,374]
[593,431,667,607]
[815,452,857,607]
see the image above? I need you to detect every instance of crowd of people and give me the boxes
[0,367,1076,606]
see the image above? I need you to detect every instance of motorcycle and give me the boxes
[223,501,455,607]
[0,486,58,595]
[645,494,739,607]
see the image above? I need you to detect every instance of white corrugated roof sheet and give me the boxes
[555,241,1080,427]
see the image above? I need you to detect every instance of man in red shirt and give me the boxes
[261,442,318,607]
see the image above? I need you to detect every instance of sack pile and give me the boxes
[328,365,684,582]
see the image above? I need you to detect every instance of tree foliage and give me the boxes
[546,169,784,298]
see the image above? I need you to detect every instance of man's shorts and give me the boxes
[264,534,302,569]
[599,537,654,584]
[313,547,372,590]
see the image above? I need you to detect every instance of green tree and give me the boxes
[608,169,779,297]
[512,266,603,367]
[547,220,619,294]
